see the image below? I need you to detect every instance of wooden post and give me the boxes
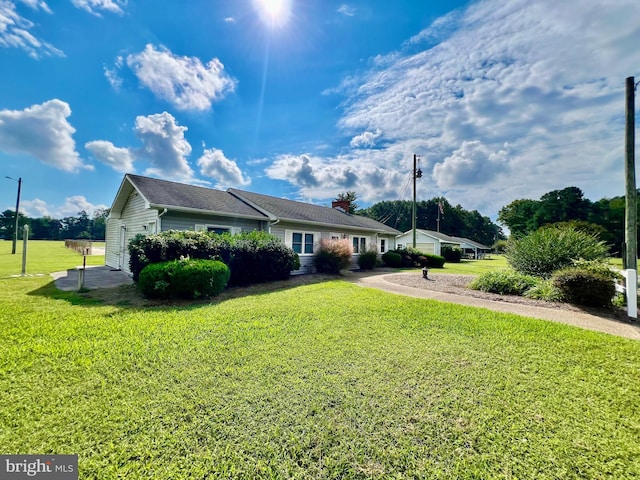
[21,225,28,276]
[624,76,637,319]
[412,154,417,248]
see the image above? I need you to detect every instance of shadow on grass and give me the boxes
[27,273,344,311]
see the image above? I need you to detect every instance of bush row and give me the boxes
[470,260,619,307]
[129,230,299,286]
[382,248,446,269]
[138,258,230,299]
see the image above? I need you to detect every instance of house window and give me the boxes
[208,226,230,235]
[352,236,367,254]
[292,232,315,254]
[380,239,386,253]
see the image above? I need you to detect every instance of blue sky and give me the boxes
[1,0,639,224]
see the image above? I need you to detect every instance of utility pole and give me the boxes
[412,154,422,248]
[624,76,638,319]
[5,176,21,255]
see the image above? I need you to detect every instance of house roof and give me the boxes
[448,236,492,250]
[229,188,401,234]
[112,174,400,235]
[399,229,461,244]
[122,174,269,220]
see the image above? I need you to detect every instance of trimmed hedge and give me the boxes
[441,245,462,263]
[357,249,378,270]
[138,259,230,299]
[552,269,616,307]
[382,251,402,268]
[129,230,299,286]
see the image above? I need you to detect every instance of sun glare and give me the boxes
[253,0,291,28]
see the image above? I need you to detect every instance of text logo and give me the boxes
[1,455,77,479]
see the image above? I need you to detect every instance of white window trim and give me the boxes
[285,229,320,256]
[195,224,241,234]
[351,235,370,254]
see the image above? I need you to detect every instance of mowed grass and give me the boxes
[1,242,640,478]
[439,255,509,275]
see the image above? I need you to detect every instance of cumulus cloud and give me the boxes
[432,141,509,189]
[85,112,199,181]
[324,0,640,216]
[197,148,250,188]
[20,195,108,218]
[0,0,63,58]
[133,111,195,182]
[265,152,406,202]
[126,44,237,111]
[70,0,126,16]
[0,99,91,172]
[85,140,135,173]
[350,128,382,148]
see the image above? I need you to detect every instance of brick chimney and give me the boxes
[331,200,350,213]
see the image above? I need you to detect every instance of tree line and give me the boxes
[0,209,109,241]
[358,197,503,247]
[497,186,625,254]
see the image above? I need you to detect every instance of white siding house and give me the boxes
[105,174,401,275]
[395,229,461,256]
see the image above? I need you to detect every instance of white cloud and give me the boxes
[104,55,124,90]
[133,112,195,182]
[20,196,108,218]
[350,128,382,148]
[70,0,125,16]
[20,198,50,217]
[58,195,108,217]
[0,99,91,172]
[197,148,250,188]
[319,0,640,217]
[0,0,63,58]
[265,151,407,203]
[126,44,237,111]
[337,4,355,16]
[224,16,235,23]
[85,140,135,173]
[432,141,509,189]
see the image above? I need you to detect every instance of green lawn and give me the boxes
[1,242,639,478]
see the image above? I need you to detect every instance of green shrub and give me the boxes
[138,258,230,299]
[552,269,616,307]
[313,239,352,274]
[129,230,298,286]
[469,269,539,296]
[381,251,402,268]
[524,279,565,302]
[424,254,446,268]
[137,262,172,298]
[441,245,462,263]
[357,249,378,270]
[506,225,608,278]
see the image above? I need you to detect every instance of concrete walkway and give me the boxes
[348,272,640,341]
[51,265,133,291]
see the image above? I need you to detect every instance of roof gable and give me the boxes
[121,174,268,220]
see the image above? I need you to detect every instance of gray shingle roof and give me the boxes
[229,188,400,234]
[123,174,400,234]
[126,174,268,219]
